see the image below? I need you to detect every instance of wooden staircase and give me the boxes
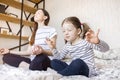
[0,0,44,50]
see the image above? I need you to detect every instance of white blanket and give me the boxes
[0,48,120,80]
[0,64,62,80]
[60,59,120,80]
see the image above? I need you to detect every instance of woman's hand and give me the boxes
[0,48,10,54]
[85,29,100,44]
[45,38,56,50]
[32,45,43,55]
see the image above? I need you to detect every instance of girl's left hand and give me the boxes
[32,45,43,55]
[45,38,56,49]
[85,29,100,44]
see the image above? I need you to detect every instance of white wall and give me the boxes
[45,0,120,49]
[0,0,120,50]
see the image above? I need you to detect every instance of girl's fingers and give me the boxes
[85,31,89,36]
[46,38,53,46]
[88,29,94,33]
[96,29,100,37]
[85,29,93,35]
[46,37,50,41]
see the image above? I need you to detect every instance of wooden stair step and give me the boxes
[0,0,37,14]
[0,33,28,40]
[0,13,35,27]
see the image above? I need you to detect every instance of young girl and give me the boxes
[0,8,57,71]
[46,16,109,77]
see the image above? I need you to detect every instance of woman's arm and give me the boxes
[0,44,32,56]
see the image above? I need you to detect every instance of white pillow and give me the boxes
[94,48,120,60]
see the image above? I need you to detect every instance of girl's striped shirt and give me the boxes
[52,39,109,77]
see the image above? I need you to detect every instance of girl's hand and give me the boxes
[0,48,10,54]
[46,38,56,49]
[85,29,100,44]
[32,45,43,55]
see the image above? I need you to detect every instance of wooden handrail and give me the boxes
[0,33,28,40]
[9,42,29,50]
[0,13,35,27]
[0,0,37,14]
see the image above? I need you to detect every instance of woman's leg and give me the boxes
[58,59,89,77]
[3,54,31,67]
[29,54,51,71]
[51,59,68,72]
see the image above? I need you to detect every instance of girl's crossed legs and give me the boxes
[51,58,89,77]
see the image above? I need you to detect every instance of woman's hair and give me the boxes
[62,16,90,43]
[29,8,50,45]
[29,22,38,46]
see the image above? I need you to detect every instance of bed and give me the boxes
[0,48,120,80]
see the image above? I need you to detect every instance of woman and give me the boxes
[0,8,57,71]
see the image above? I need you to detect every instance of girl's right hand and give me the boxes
[0,48,10,54]
[46,38,56,49]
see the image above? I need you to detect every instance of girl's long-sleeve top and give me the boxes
[52,39,109,77]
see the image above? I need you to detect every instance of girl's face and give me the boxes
[62,22,81,43]
[34,10,47,22]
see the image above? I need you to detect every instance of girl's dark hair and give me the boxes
[29,8,50,45]
[62,16,90,43]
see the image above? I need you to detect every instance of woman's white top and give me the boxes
[30,26,57,60]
